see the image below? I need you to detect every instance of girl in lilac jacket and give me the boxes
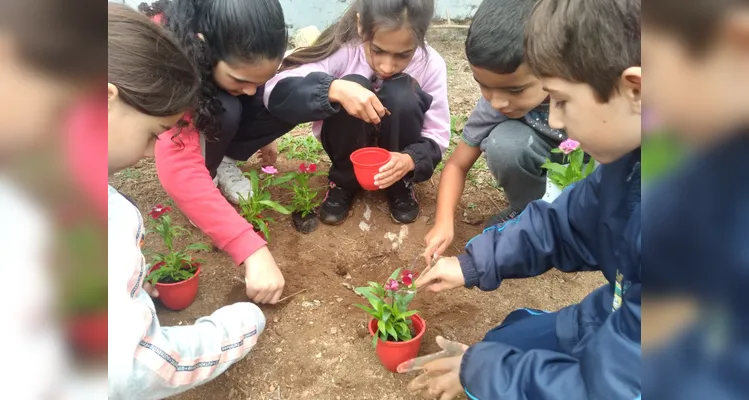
[263,0,450,225]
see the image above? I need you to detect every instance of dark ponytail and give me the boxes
[281,0,434,71]
[109,3,199,117]
[140,0,288,140]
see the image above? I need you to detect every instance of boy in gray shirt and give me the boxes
[424,0,567,260]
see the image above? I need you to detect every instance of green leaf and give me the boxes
[382,308,392,323]
[398,310,419,320]
[395,291,416,314]
[355,287,386,311]
[387,324,398,341]
[353,303,379,318]
[184,243,212,252]
[372,332,379,348]
[377,320,387,336]
[271,174,295,186]
[256,219,270,241]
[258,200,291,215]
[395,322,409,336]
[541,162,568,177]
[388,268,402,281]
[583,158,596,178]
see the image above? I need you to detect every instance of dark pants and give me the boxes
[204,87,296,178]
[482,308,560,352]
[321,74,432,191]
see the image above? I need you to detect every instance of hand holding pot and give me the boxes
[373,152,415,189]
[142,281,159,298]
[243,246,285,304]
[398,336,468,400]
[415,256,465,293]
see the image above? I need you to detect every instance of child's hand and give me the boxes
[415,256,465,293]
[374,152,415,189]
[257,140,278,165]
[142,281,159,298]
[424,223,454,265]
[243,246,285,304]
[329,79,387,124]
[398,336,468,400]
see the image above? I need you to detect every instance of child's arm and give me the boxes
[154,126,266,266]
[262,48,352,125]
[459,285,641,399]
[107,192,266,399]
[424,141,482,260]
[458,165,603,291]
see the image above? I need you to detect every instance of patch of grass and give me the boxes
[278,134,326,163]
[434,114,491,185]
[118,168,142,180]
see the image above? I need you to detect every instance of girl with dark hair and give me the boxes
[139,0,293,305]
[108,4,267,398]
[265,0,450,225]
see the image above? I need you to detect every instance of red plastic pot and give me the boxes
[67,310,107,357]
[351,147,391,191]
[148,262,201,311]
[368,314,426,372]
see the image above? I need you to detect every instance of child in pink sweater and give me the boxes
[264,0,450,225]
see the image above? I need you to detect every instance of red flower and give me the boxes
[400,270,418,286]
[148,204,172,219]
[298,163,318,173]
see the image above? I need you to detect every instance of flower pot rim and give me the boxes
[367,314,426,347]
[148,262,202,287]
[350,147,392,168]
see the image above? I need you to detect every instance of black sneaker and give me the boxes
[319,182,356,225]
[484,206,521,228]
[387,181,419,224]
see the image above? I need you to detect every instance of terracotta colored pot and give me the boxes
[368,314,426,372]
[148,262,201,311]
[68,310,107,357]
[350,147,391,191]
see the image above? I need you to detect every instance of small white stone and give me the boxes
[275,347,282,353]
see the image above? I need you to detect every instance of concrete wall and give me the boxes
[119,0,479,33]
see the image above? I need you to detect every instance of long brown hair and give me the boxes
[281,0,434,71]
[108,3,199,117]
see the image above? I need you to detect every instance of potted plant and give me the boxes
[145,204,212,311]
[238,166,292,241]
[286,162,326,233]
[354,268,426,372]
[540,139,597,202]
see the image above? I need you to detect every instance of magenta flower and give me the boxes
[558,139,581,154]
[261,166,278,175]
[148,204,172,219]
[385,279,399,292]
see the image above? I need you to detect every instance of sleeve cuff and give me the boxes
[319,75,341,116]
[459,345,476,389]
[458,253,479,288]
[222,228,268,266]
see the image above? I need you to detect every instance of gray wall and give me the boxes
[120,0,479,33]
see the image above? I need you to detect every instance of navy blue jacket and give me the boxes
[457,149,642,400]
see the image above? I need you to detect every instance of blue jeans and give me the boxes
[481,308,560,351]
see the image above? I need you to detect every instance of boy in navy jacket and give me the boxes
[400,0,642,399]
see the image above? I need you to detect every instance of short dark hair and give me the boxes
[465,0,538,74]
[524,0,641,102]
[643,0,745,55]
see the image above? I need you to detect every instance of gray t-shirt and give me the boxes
[462,97,567,151]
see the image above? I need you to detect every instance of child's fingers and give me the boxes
[371,98,387,118]
[363,104,381,124]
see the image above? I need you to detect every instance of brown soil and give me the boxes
[110,29,606,400]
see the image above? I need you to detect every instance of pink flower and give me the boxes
[261,166,278,175]
[148,204,171,219]
[558,139,580,154]
[385,279,399,292]
[400,270,418,286]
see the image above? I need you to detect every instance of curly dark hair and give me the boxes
[139,0,288,140]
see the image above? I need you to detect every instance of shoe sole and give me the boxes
[389,209,420,225]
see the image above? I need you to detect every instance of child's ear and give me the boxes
[620,67,641,115]
[722,10,749,51]
[356,13,363,37]
[107,83,119,110]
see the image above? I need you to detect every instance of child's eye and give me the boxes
[151,133,161,141]
[554,100,567,109]
[509,88,525,94]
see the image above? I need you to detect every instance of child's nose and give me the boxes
[548,107,565,130]
[242,85,257,96]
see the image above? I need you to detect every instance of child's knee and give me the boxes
[340,74,373,91]
[484,121,536,170]
[378,74,430,115]
[216,91,243,133]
